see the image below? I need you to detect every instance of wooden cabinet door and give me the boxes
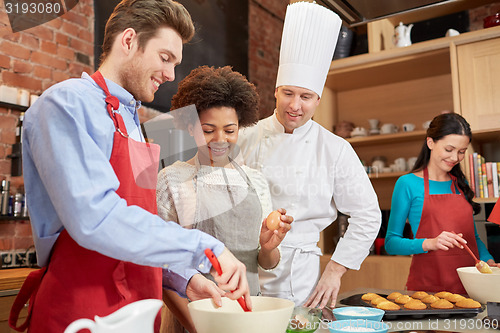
[456,37,500,131]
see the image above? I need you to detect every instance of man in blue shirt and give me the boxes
[9,1,250,332]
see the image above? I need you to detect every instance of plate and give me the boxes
[339,294,484,320]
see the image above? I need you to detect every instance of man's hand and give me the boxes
[211,247,252,310]
[185,274,225,306]
[304,260,347,309]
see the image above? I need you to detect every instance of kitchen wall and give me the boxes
[0,1,498,257]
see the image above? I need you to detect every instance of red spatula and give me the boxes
[462,243,492,274]
[204,248,251,312]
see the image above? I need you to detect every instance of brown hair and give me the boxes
[171,66,260,130]
[100,0,194,64]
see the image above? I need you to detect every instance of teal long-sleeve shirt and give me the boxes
[385,173,493,262]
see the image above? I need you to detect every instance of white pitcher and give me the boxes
[64,299,162,333]
[394,22,413,47]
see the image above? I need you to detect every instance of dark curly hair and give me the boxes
[411,113,480,215]
[170,66,259,129]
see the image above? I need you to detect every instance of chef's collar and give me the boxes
[271,110,313,135]
[83,72,141,111]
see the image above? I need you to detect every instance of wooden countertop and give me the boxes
[0,268,37,291]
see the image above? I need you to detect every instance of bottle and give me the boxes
[13,193,23,217]
[15,112,24,144]
[1,180,10,215]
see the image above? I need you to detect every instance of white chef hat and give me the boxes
[276,1,342,97]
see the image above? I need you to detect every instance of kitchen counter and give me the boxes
[0,268,36,292]
[315,288,497,333]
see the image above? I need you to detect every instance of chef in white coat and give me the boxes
[237,1,381,309]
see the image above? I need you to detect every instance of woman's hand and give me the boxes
[486,259,500,268]
[259,208,293,251]
[422,231,466,251]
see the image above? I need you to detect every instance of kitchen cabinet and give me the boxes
[314,25,500,210]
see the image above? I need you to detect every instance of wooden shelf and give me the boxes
[473,197,499,204]
[0,101,28,112]
[347,130,427,147]
[325,25,500,92]
[368,171,406,179]
[472,129,500,144]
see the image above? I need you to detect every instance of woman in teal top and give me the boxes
[385,113,497,293]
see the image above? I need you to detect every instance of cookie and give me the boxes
[404,299,427,310]
[434,291,452,299]
[376,301,401,311]
[421,295,440,304]
[430,299,454,309]
[387,292,402,301]
[361,293,380,301]
[446,294,466,303]
[411,291,429,300]
[394,294,413,304]
[455,298,481,309]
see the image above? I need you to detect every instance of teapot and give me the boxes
[394,22,413,47]
[64,299,162,333]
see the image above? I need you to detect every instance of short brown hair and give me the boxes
[100,0,194,64]
[171,66,260,129]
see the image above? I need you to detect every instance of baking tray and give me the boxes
[339,294,485,320]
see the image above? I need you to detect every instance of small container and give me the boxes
[13,193,23,217]
[484,12,500,29]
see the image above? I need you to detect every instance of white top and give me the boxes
[237,113,381,270]
[156,161,272,229]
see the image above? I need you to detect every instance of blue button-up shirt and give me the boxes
[22,72,224,296]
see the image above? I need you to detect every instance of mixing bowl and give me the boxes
[457,266,500,304]
[188,296,294,333]
[328,319,388,333]
[332,306,385,321]
[286,306,322,333]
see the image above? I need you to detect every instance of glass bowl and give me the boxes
[286,306,322,333]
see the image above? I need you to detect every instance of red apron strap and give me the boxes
[423,168,430,196]
[9,268,47,332]
[90,71,128,137]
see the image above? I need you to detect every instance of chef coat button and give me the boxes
[129,100,134,105]
[163,264,169,269]
[198,263,204,269]
[259,164,264,169]
[290,203,295,208]
[305,140,310,143]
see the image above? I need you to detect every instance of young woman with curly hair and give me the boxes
[156,66,293,333]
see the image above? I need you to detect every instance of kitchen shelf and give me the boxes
[368,171,406,179]
[347,130,427,147]
[0,101,28,112]
[0,216,29,222]
[473,197,499,204]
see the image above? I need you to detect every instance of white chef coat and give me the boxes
[237,112,381,305]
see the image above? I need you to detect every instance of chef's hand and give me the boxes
[423,231,466,251]
[186,273,225,306]
[260,208,293,251]
[304,260,347,309]
[212,248,252,310]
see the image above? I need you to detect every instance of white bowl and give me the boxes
[188,296,294,333]
[457,266,500,304]
[332,306,385,321]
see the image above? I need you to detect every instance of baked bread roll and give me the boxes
[446,294,466,303]
[404,299,427,310]
[362,293,380,301]
[434,291,452,299]
[455,298,481,309]
[387,292,402,301]
[394,294,413,304]
[411,291,429,300]
[430,299,454,309]
[377,300,401,311]
[421,295,440,304]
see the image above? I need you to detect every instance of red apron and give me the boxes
[406,168,479,294]
[10,71,162,332]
